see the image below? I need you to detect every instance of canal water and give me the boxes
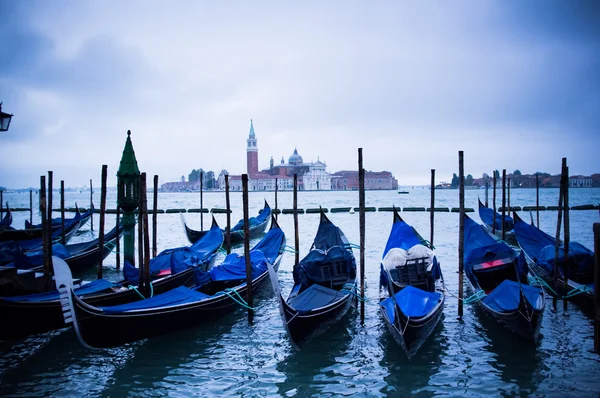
[1,188,599,397]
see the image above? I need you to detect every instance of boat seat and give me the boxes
[318,261,349,289]
[390,256,431,290]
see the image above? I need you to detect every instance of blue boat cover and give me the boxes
[231,203,271,232]
[463,215,525,280]
[12,243,70,270]
[288,284,348,314]
[311,214,350,250]
[196,226,285,286]
[380,286,442,323]
[294,246,356,290]
[0,241,21,264]
[478,200,514,231]
[124,223,223,284]
[514,216,594,277]
[382,218,426,257]
[482,279,543,312]
[99,286,211,314]
[3,279,118,302]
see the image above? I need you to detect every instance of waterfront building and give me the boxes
[331,170,398,190]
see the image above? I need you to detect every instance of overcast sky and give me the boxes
[1,1,599,188]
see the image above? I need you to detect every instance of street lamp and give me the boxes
[117,130,141,266]
[0,102,13,132]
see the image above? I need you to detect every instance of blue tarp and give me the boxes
[124,223,223,284]
[312,213,349,250]
[482,279,543,312]
[514,216,594,278]
[99,286,211,314]
[3,279,118,302]
[231,203,271,232]
[463,215,525,280]
[380,286,442,322]
[288,284,348,314]
[478,200,514,231]
[382,218,426,257]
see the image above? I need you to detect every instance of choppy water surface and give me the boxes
[1,188,599,397]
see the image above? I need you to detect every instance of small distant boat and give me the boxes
[397,191,409,194]
[513,212,594,311]
[60,215,284,348]
[464,214,545,343]
[182,200,271,244]
[269,209,357,349]
[478,199,515,243]
[379,208,444,358]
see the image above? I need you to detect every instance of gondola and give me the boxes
[25,203,94,230]
[268,209,356,350]
[0,218,224,340]
[513,212,594,310]
[0,205,12,230]
[464,214,545,343]
[478,199,515,243]
[4,224,123,274]
[0,211,83,243]
[379,208,444,359]
[182,200,271,244]
[57,214,284,348]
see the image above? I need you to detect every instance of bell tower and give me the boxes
[246,119,258,175]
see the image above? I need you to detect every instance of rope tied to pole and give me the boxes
[341,283,368,302]
[221,287,257,311]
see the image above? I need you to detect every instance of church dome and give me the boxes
[288,148,303,165]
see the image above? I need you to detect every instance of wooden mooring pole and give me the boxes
[116,206,121,270]
[536,174,540,228]
[61,180,66,245]
[563,163,570,310]
[141,173,151,298]
[293,174,299,267]
[200,171,204,231]
[458,151,465,318]
[593,222,600,354]
[275,178,278,221]
[29,189,33,226]
[430,169,435,247]
[225,174,231,254]
[0,190,2,218]
[40,176,49,278]
[508,177,511,216]
[47,171,53,262]
[492,172,497,235]
[485,181,489,208]
[90,179,94,231]
[98,165,107,280]
[153,175,158,258]
[554,159,565,295]
[358,148,366,324]
[501,169,506,241]
[138,174,145,291]
[242,174,253,324]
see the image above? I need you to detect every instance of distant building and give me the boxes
[569,175,592,188]
[331,170,398,190]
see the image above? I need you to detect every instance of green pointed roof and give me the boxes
[249,119,255,138]
[117,130,140,176]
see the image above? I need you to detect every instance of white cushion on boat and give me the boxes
[382,245,434,272]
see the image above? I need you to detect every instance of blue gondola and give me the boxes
[0,205,12,230]
[269,209,357,350]
[379,208,444,358]
[464,214,545,343]
[513,212,594,310]
[60,215,284,348]
[478,199,515,243]
[25,203,94,230]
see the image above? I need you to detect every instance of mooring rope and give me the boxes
[221,288,257,311]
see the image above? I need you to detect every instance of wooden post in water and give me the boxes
[358,148,366,323]
[492,172,497,235]
[485,181,489,207]
[47,171,53,262]
[29,190,33,226]
[40,176,49,278]
[536,174,540,228]
[458,151,465,318]
[242,174,253,324]
[430,169,435,247]
[0,189,2,218]
[225,174,231,254]
[141,173,151,297]
[501,169,506,241]
[116,206,121,270]
[90,179,94,231]
[275,178,278,221]
[508,177,511,216]
[554,160,565,292]
[563,163,570,296]
[138,173,145,293]
[293,174,299,267]
[593,222,600,354]
[98,165,107,280]
[200,171,204,231]
[153,175,158,258]
[60,180,65,245]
